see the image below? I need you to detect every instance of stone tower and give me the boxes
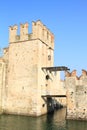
[3,20,55,116]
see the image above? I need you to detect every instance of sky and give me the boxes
[0,0,87,76]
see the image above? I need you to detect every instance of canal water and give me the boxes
[0,108,87,130]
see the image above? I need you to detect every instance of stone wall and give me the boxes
[0,20,59,116]
[0,59,7,114]
[0,20,66,116]
[5,40,39,115]
[0,60,3,113]
[66,70,87,120]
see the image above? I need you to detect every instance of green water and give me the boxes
[0,108,87,130]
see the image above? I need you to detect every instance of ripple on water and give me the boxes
[0,108,87,130]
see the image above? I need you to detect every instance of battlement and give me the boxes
[66,69,87,120]
[9,20,54,49]
[65,69,87,80]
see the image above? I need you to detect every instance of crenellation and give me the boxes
[20,23,29,41]
[65,70,83,80]
[71,70,77,77]
[9,20,54,51]
[32,20,44,40]
[9,25,18,43]
[9,25,18,30]
[66,70,87,120]
[32,20,54,49]
[65,71,71,77]
[82,69,87,76]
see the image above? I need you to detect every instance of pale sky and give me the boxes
[0,0,87,76]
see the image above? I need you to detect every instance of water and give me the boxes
[0,108,87,130]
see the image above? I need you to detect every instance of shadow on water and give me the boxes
[47,97,63,114]
[0,108,87,130]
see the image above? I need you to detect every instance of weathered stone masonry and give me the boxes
[66,70,87,120]
[1,20,87,120]
[0,20,63,116]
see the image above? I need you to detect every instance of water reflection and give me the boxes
[0,108,87,130]
[67,120,87,130]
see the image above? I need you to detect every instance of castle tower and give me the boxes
[4,20,55,116]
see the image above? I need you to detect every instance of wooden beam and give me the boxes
[41,95,66,98]
[42,66,70,72]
